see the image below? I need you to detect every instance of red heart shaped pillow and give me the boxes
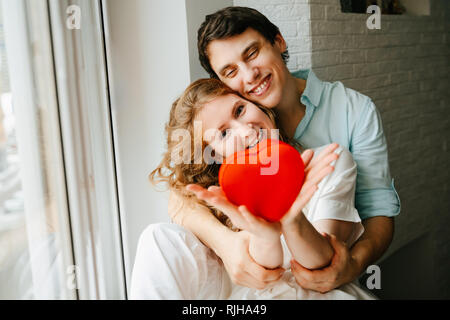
[218,139,305,222]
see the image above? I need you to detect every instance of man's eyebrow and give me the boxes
[218,41,259,75]
[242,41,259,57]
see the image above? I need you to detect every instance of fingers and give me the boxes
[186,184,218,204]
[186,184,207,193]
[290,259,310,275]
[302,163,334,191]
[315,143,339,163]
[244,264,285,287]
[306,152,338,178]
[232,259,285,290]
[238,205,258,224]
[301,144,340,194]
[239,205,271,227]
[326,234,346,259]
[187,184,225,199]
[301,149,314,167]
[290,259,330,291]
[187,184,248,228]
[235,272,268,290]
[290,259,317,284]
[305,143,339,173]
[207,185,226,197]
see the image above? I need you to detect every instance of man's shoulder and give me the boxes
[293,68,371,107]
[322,79,374,116]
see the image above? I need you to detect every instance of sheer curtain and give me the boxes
[0,0,126,299]
[0,0,74,299]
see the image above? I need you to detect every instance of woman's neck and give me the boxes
[276,76,307,139]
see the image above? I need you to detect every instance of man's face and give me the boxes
[207,28,289,109]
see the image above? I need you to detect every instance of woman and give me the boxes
[130,79,374,299]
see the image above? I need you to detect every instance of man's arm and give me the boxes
[290,216,394,293]
[168,190,231,254]
[350,216,394,275]
[291,91,399,293]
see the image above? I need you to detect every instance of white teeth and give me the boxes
[253,78,268,94]
[247,129,262,149]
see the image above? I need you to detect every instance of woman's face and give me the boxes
[197,93,276,159]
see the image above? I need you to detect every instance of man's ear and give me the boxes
[274,33,287,53]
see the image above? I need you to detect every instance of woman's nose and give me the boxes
[233,122,257,141]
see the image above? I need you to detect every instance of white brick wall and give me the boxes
[308,4,449,298]
[234,0,450,298]
[234,0,313,69]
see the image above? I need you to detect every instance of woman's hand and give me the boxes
[186,184,285,288]
[186,184,280,240]
[281,143,340,227]
[290,233,359,293]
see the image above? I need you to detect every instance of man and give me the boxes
[168,6,400,293]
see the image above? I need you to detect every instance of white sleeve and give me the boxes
[303,145,364,246]
[130,223,230,300]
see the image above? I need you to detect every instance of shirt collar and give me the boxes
[290,68,325,107]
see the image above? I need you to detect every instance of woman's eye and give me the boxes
[235,105,244,117]
[221,130,228,138]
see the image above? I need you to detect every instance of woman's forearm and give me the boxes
[169,190,284,270]
[248,234,283,270]
[168,190,233,254]
[282,212,334,269]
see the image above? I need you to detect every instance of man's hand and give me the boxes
[290,233,359,293]
[290,216,395,293]
[218,230,285,289]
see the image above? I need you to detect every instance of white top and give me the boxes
[302,145,364,249]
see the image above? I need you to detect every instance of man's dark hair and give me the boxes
[198,6,289,78]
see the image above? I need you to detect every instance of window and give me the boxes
[0,0,74,299]
[340,0,430,16]
[0,0,126,299]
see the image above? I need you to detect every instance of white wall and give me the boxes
[104,0,191,290]
[234,0,313,70]
[186,0,233,81]
[104,0,232,293]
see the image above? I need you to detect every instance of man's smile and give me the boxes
[248,74,272,97]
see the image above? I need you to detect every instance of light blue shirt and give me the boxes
[292,69,401,220]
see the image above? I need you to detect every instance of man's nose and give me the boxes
[242,64,260,85]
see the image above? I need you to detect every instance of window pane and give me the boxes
[0,0,74,299]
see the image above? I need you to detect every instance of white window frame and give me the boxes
[47,0,126,299]
[2,0,77,299]
[3,0,127,299]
